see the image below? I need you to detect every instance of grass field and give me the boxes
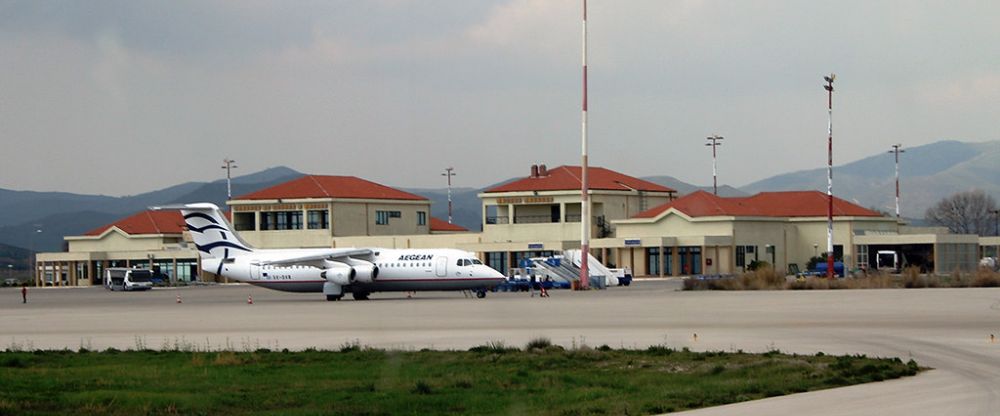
[0,343,920,415]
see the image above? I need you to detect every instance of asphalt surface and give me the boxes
[3,280,1000,415]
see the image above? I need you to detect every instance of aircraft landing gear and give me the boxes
[326,294,343,301]
[352,292,370,301]
[476,290,487,299]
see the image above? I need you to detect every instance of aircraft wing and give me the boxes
[257,248,374,267]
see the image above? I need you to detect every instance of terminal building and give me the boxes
[34,175,470,286]
[36,166,992,285]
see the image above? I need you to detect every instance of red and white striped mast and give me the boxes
[823,74,835,279]
[578,0,590,289]
[889,144,904,220]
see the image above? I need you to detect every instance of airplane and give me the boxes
[154,203,506,301]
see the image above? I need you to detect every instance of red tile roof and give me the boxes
[429,217,469,232]
[633,190,884,219]
[484,166,675,193]
[85,210,186,236]
[235,175,427,201]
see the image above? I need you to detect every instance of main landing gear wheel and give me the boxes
[476,290,487,299]
[326,295,343,301]
[352,292,370,301]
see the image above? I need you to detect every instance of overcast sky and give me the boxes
[1,1,998,196]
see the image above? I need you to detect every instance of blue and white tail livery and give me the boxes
[153,203,505,301]
[179,203,254,259]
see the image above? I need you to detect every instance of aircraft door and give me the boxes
[435,257,448,277]
[250,263,261,280]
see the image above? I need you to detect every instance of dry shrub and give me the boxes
[902,267,939,288]
[972,268,1000,287]
[787,277,830,290]
[683,267,785,291]
[785,275,892,290]
[849,272,893,289]
[948,270,970,288]
[739,266,785,290]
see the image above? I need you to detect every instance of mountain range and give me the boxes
[1,140,997,263]
[0,166,304,261]
[742,140,1000,218]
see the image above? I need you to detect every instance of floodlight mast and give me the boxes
[579,0,590,289]
[221,159,238,200]
[889,144,904,219]
[442,167,456,224]
[823,74,835,279]
[706,135,724,195]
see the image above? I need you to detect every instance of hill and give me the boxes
[0,167,303,253]
[641,175,747,197]
[741,140,1000,219]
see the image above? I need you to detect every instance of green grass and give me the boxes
[0,347,920,415]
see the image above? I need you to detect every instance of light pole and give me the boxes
[705,135,724,195]
[578,0,590,289]
[889,144,905,219]
[29,225,41,286]
[442,167,456,224]
[823,73,835,279]
[992,209,1000,237]
[221,158,238,200]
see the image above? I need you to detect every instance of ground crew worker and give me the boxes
[21,284,27,304]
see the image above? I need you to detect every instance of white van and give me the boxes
[104,268,154,291]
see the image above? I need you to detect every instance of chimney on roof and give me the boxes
[530,164,539,178]
[538,164,547,177]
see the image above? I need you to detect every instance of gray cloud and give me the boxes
[0,0,997,195]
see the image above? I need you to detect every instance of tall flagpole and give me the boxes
[579,0,590,289]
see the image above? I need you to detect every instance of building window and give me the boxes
[487,252,508,275]
[233,212,255,231]
[307,210,329,229]
[855,245,868,270]
[417,211,427,226]
[735,245,757,269]
[260,211,304,230]
[646,247,660,276]
[376,210,401,225]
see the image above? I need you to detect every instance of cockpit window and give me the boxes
[472,259,483,265]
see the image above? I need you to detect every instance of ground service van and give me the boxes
[104,268,154,291]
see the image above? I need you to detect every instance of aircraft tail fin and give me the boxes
[153,203,254,259]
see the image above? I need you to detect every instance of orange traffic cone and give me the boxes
[247,294,253,304]
[176,294,182,304]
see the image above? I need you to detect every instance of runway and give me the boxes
[3,280,999,415]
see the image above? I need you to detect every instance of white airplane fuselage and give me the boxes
[205,248,505,294]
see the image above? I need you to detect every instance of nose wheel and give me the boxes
[476,290,487,299]
[326,294,343,301]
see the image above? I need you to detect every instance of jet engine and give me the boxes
[320,261,355,286]
[343,257,379,283]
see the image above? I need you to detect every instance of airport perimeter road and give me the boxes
[3,281,1000,415]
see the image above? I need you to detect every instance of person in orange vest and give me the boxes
[21,284,27,304]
